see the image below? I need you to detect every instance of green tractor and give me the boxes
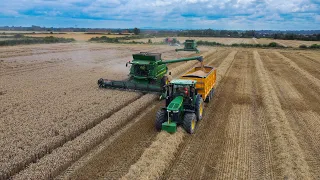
[155,79,204,134]
[175,40,199,53]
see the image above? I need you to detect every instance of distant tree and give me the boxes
[268,42,278,47]
[133,28,140,35]
[148,39,152,43]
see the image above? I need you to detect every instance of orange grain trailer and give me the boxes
[180,66,216,102]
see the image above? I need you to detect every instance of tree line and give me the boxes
[177,29,320,41]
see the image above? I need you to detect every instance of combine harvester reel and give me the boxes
[175,39,200,53]
[98,52,203,94]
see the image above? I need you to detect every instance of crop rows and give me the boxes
[2,42,320,179]
[253,51,311,179]
[0,44,181,179]
[121,128,185,180]
[120,50,238,179]
[5,47,215,179]
[12,94,157,179]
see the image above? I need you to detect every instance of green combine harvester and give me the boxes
[98,52,203,92]
[175,39,199,53]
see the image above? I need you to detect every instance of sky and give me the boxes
[0,0,319,30]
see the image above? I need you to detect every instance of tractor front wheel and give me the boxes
[183,113,197,134]
[195,94,204,121]
[155,109,167,131]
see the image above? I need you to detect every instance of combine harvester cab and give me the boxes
[175,39,200,53]
[155,66,216,134]
[98,52,203,93]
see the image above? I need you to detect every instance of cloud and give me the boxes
[0,0,319,29]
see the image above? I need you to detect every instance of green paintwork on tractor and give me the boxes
[162,96,184,133]
[175,40,199,53]
[162,121,177,133]
[167,96,183,111]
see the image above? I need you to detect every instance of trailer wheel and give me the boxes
[183,113,197,134]
[205,90,211,102]
[195,94,204,121]
[155,109,167,131]
[210,88,215,99]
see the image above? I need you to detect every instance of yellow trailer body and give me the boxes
[180,66,216,101]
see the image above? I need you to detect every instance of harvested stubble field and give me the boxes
[27,33,128,41]
[256,38,320,47]
[126,37,256,44]
[125,37,320,47]
[1,41,320,180]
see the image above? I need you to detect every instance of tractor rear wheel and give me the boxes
[195,94,204,121]
[155,109,167,131]
[183,113,197,134]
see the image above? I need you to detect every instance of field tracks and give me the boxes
[12,94,157,179]
[55,103,160,179]
[252,38,258,44]
[121,129,185,180]
[0,93,143,179]
[0,61,63,76]
[254,50,311,179]
[273,52,320,91]
[297,52,320,65]
[214,50,237,87]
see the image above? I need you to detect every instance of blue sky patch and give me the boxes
[0,0,319,30]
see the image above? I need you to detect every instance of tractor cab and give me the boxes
[184,40,196,49]
[156,79,204,134]
[165,79,196,107]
